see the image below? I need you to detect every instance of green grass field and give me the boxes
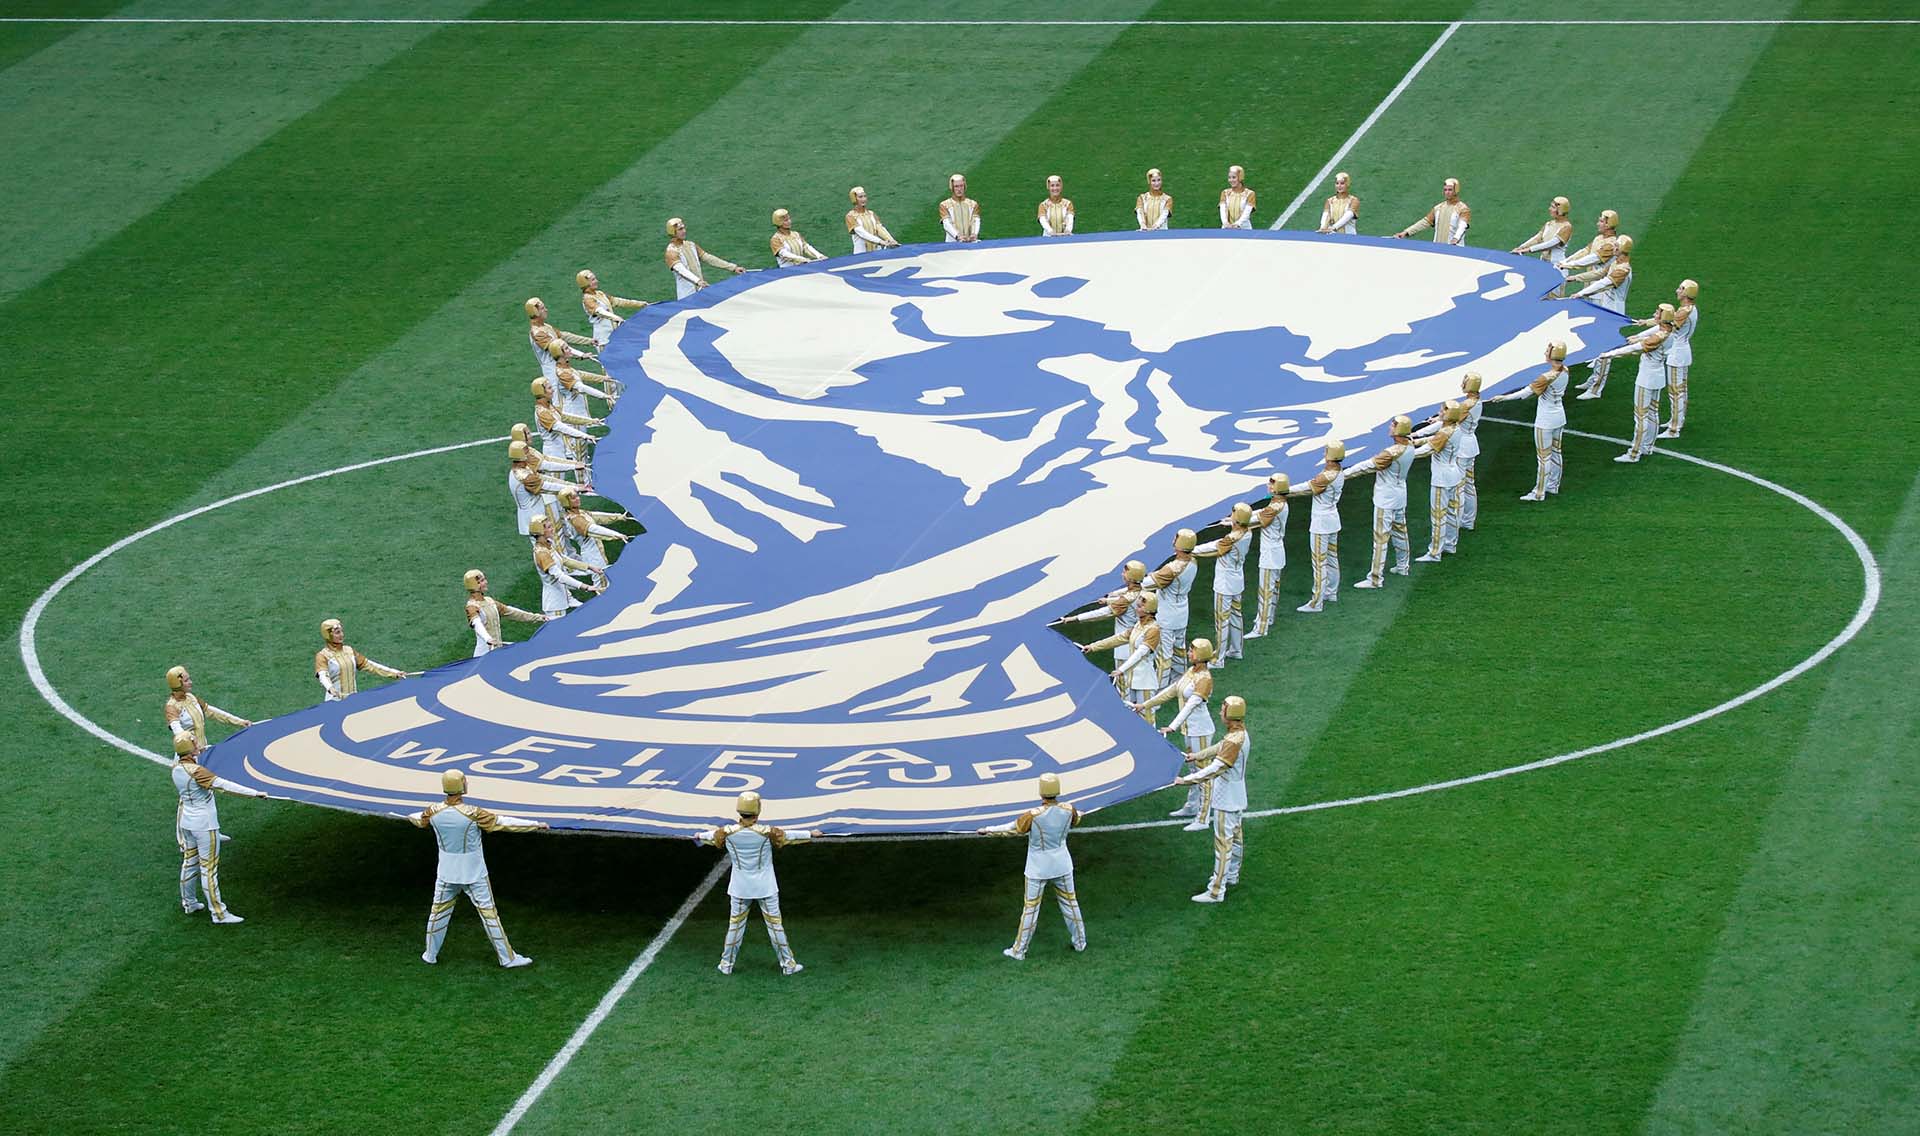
[4,2,1917,1133]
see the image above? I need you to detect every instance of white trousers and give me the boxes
[1632,385,1660,456]
[1203,809,1245,899]
[1303,533,1339,610]
[1459,458,1478,530]
[425,875,517,964]
[1213,589,1244,661]
[1533,427,1564,495]
[1180,732,1215,821]
[1664,364,1690,432]
[1251,566,1283,635]
[1367,505,1410,583]
[177,825,228,918]
[1586,355,1613,394]
[1009,873,1086,957]
[1426,484,1461,556]
[722,894,798,972]
[1156,619,1184,684]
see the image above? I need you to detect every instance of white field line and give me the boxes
[489,859,727,1136]
[17,435,505,767]
[1270,21,1460,230]
[2,18,1916,26]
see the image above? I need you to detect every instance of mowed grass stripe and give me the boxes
[0,0,487,305]
[0,0,121,72]
[504,18,1474,1134]
[0,12,847,1111]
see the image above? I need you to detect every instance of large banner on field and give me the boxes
[204,231,1629,836]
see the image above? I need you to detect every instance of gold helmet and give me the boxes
[1547,341,1569,362]
[1146,167,1162,180]
[1443,177,1460,193]
[1599,209,1620,229]
[1614,235,1634,256]
[848,186,865,204]
[772,208,791,226]
[1390,414,1413,436]
[1442,399,1466,424]
[557,487,581,508]
[1551,195,1570,213]
[1037,772,1062,799]
[1678,278,1700,300]
[949,173,966,187]
[173,732,198,758]
[528,514,551,537]
[1188,638,1215,664]
[442,769,468,796]
[463,569,485,593]
[510,423,530,445]
[531,377,550,400]
[320,618,343,641]
[1655,302,1677,326]
[736,791,762,817]
[1326,441,1346,463]
[665,216,684,237]
[1174,528,1197,553]
[508,440,532,462]
[1267,472,1291,495]
[545,338,568,361]
[1123,560,1147,585]
[1139,591,1160,616]
[575,269,595,290]
[1462,372,1483,394]
[1231,502,1253,526]
[165,665,188,692]
[523,297,543,317]
[1222,695,1247,721]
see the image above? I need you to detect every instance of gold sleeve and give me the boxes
[189,765,218,789]
[613,295,645,311]
[1194,670,1214,698]
[498,602,542,623]
[1216,734,1244,769]
[1148,561,1182,587]
[768,825,790,848]
[1144,623,1161,650]
[469,806,502,832]
[1012,809,1036,835]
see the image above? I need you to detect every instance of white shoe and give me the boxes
[1002,948,1025,961]
[1519,491,1544,502]
[1181,818,1208,832]
[1245,629,1265,640]
[1072,941,1087,953]
[501,954,533,969]
[1294,602,1322,613]
[1612,452,1640,463]
[1442,545,1458,554]
[1657,429,1678,439]
[1225,876,1241,887]
[1389,565,1410,576]
[183,901,206,915]
[421,951,437,965]
[1326,592,1338,603]
[1462,523,1476,531]
[716,961,734,975]
[212,912,244,925]
[1207,660,1224,670]
[1575,389,1601,400]
[1191,891,1224,904]
[781,963,804,976]
[1415,552,1441,563]
[217,833,232,844]
[1354,579,1381,589]
[1168,805,1196,818]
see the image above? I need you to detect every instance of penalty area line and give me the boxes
[490,860,727,1136]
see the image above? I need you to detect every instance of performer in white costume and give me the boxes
[409,769,544,968]
[575,269,646,348]
[1135,638,1216,832]
[1491,341,1572,501]
[163,665,253,745]
[1394,177,1471,244]
[845,186,899,253]
[1414,401,1468,562]
[694,791,815,975]
[171,732,265,922]
[1143,530,1199,676]
[1453,374,1485,532]
[1353,415,1416,588]
[554,359,618,422]
[314,618,412,702]
[1037,174,1075,237]
[1192,503,1254,667]
[525,296,595,382]
[1557,210,1625,397]
[1219,165,1256,229]
[939,174,981,243]
[508,439,565,542]
[1570,235,1635,400]
[530,515,603,617]
[1085,591,1162,720]
[1290,442,1349,612]
[1055,560,1144,648]
[1174,695,1249,903]
[769,208,827,266]
[463,569,545,657]
[980,773,1087,960]
[1135,168,1173,231]
[532,376,603,468]
[1246,474,1289,639]
[664,217,746,298]
[1595,303,1676,463]
[1657,280,1700,438]
[558,486,632,573]
[1512,196,1574,265]
[1317,171,1359,235]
